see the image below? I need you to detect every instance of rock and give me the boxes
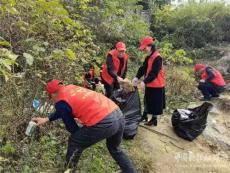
[217,98,230,112]
[204,119,230,150]
[216,54,230,77]
[225,83,230,91]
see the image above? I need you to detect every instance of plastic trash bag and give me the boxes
[171,102,213,141]
[177,109,192,120]
[32,99,40,110]
[111,89,141,139]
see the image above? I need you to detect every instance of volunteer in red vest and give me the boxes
[194,64,226,101]
[101,42,128,97]
[31,79,136,173]
[83,64,96,90]
[132,36,165,126]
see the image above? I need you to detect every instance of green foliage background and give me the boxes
[0,0,229,172]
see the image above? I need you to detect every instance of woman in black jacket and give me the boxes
[132,36,166,126]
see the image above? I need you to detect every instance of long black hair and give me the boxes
[148,44,156,52]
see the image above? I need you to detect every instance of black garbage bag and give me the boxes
[171,102,213,141]
[111,89,141,139]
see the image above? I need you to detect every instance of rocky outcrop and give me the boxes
[216,53,230,78]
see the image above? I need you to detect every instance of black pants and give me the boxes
[65,109,136,173]
[198,82,225,99]
[103,80,120,98]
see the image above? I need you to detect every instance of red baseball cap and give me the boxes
[194,64,205,72]
[116,42,126,51]
[139,36,154,50]
[46,79,63,98]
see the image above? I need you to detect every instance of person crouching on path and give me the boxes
[132,36,166,126]
[32,79,137,173]
[194,64,226,101]
[101,42,128,97]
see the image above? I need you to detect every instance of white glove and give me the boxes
[140,81,145,91]
[132,77,139,86]
[200,79,205,83]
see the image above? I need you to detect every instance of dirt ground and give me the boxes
[129,93,230,173]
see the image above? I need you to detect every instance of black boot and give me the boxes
[153,117,157,126]
[140,112,148,122]
[144,117,157,126]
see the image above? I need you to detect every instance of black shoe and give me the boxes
[144,118,157,126]
[140,115,148,122]
[139,112,148,122]
[153,118,157,126]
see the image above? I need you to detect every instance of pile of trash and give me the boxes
[119,79,135,94]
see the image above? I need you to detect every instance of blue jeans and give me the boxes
[198,82,225,99]
[65,109,137,173]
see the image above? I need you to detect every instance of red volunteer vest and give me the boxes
[101,49,128,85]
[201,67,225,86]
[145,51,165,88]
[55,85,118,126]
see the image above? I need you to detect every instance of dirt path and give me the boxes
[129,94,230,173]
[127,48,230,173]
